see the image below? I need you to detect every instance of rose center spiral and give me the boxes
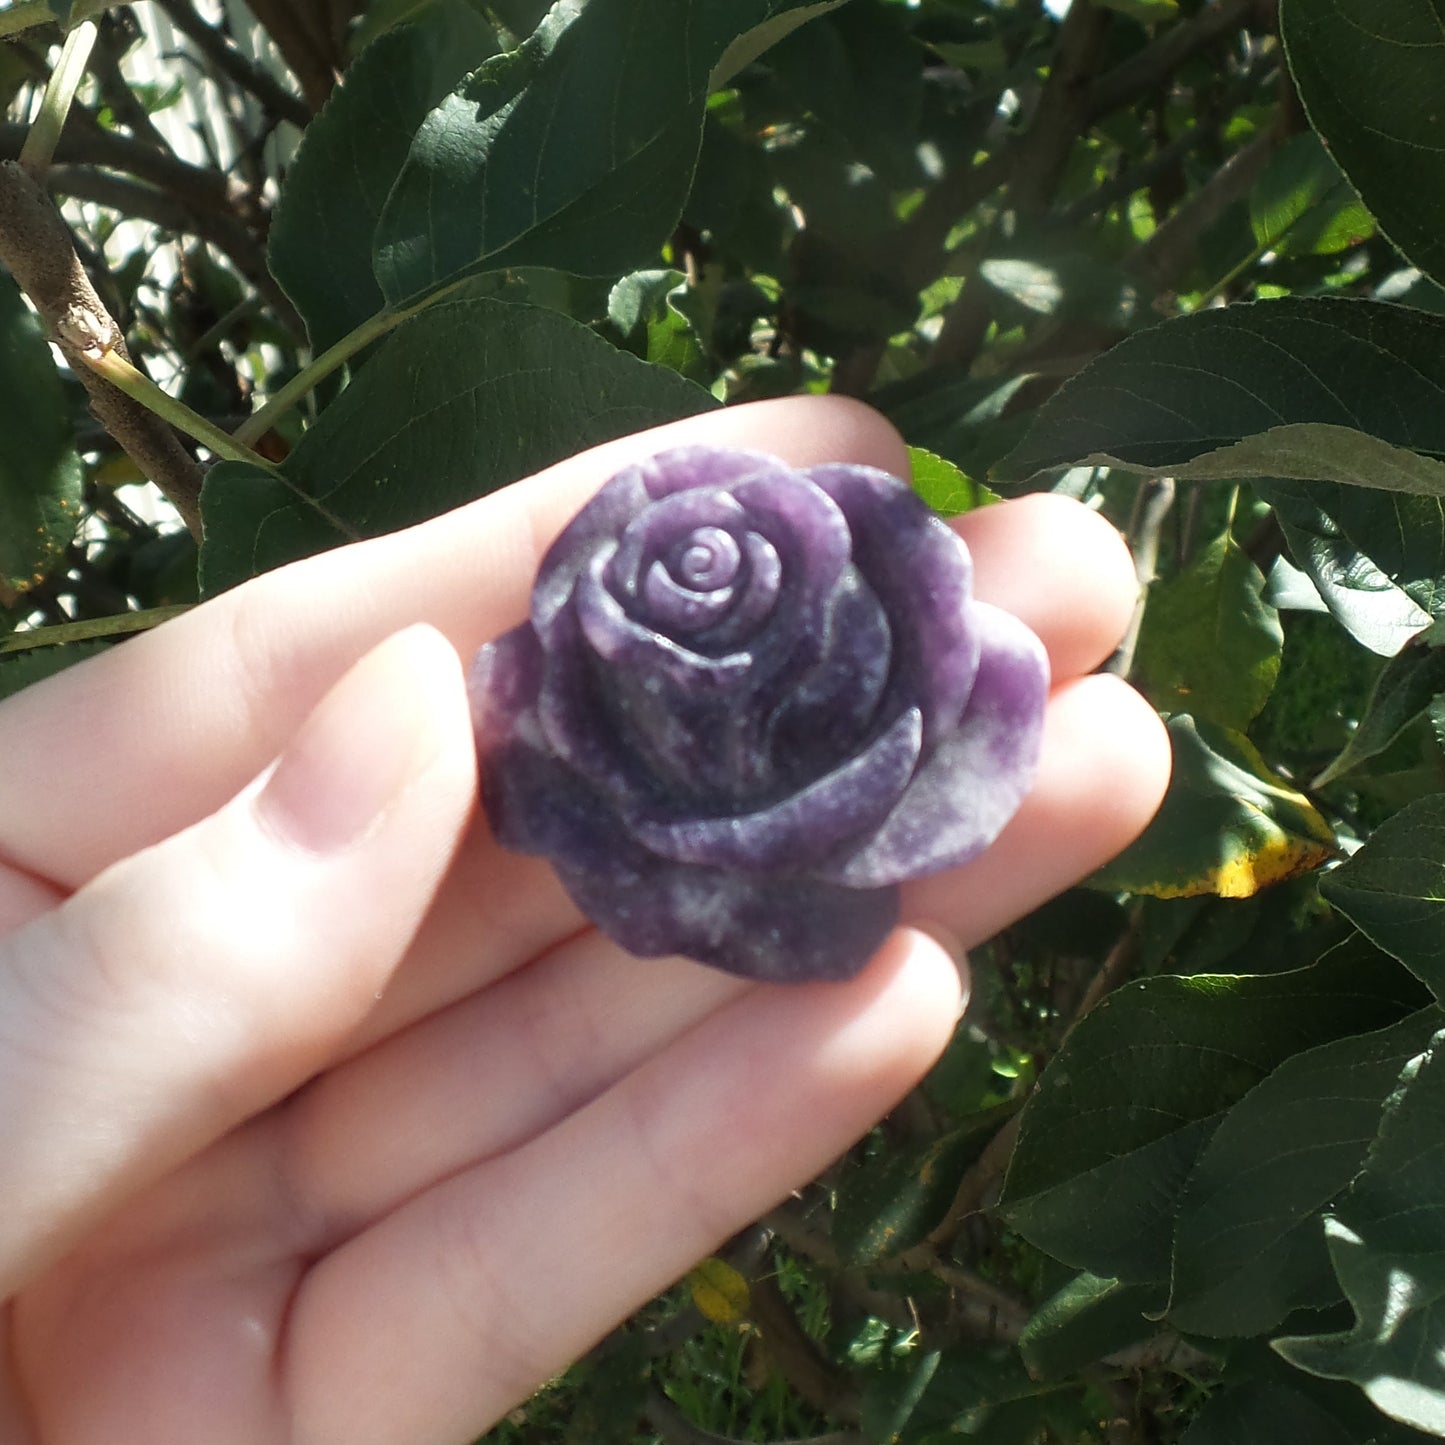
[672,527,740,591]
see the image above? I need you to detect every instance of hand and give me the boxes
[0,397,1169,1445]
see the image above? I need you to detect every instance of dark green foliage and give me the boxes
[16,0,1445,1437]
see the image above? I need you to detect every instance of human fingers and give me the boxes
[905,672,1170,944]
[329,488,1150,1049]
[0,396,907,892]
[280,929,962,1445]
[0,625,473,1297]
[263,677,1163,1239]
[956,492,1139,679]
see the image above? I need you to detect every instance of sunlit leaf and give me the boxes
[1276,1030,1445,1434]
[1134,533,1283,730]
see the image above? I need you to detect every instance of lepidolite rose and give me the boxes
[469,446,1047,982]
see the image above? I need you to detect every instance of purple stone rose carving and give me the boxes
[469,446,1048,983]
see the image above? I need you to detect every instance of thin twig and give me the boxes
[238,0,340,112]
[1086,0,1259,121]
[88,14,175,155]
[38,162,303,337]
[748,1270,858,1422]
[1109,476,1175,680]
[1063,906,1144,1042]
[0,604,192,653]
[18,18,96,175]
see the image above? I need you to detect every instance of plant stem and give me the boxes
[0,0,107,40]
[234,279,466,448]
[19,17,97,176]
[78,347,279,469]
[0,604,192,654]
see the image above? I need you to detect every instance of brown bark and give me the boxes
[0,161,204,536]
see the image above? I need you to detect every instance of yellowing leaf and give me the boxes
[688,1257,750,1324]
[1091,716,1335,900]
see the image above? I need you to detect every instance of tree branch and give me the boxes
[153,0,311,130]
[928,1,1112,372]
[238,0,343,113]
[748,1269,859,1422]
[46,163,302,337]
[1085,0,1259,121]
[1125,126,1281,293]
[0,160,204,535]
[0,119,305,337]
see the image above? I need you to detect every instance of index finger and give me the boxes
[0,397,909,890]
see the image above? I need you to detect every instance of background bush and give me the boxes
[6,0,1445,1439]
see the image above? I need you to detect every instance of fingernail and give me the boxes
[256,626,458,854]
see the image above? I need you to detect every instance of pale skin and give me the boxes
[0,397,1170,1445]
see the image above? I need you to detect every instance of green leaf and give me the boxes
[1249,132,1374,260]
[995,298,1445,485]
[199,297,714,593]
[1276,1031,1445,1434]
[978,253,1139,329]
[607,268,685,337]
[268,1,500,353]
[1171,424,1445,498]
[907,447,998,518]
[0,639,108,701]
[1168,1007,1445,1337]
[1135,533,1283,729]
[1178,1379,1360,1445]
[1320,795,1445,1002]
[879,370,1034,482]
[0,269,82,593]
[1088,715,1336,901]
[373,0,842,306]
[1281,0,1445,287]
[999,939,1421,1282]
[1019,1272,1166,1380]
[708,0,851,91]
[607,269,710,383]
[1315,636,1445,786]
[1258,481,1431,657]
[832,1113,1002,1267]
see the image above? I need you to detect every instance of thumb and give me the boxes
[0,624,475,1297]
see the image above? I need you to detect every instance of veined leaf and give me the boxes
[1315,637,1445,786]
[199,297,713,593]
[268,1,501,352]
[1134,532,1283,730]
[1282,0,1445,287]
[999,939,1421,1282]
[1321,795,1445,1003]
[373,0,848,305]
[1168,1007,1444,1337]
[1276,1030,1445,1434]
[996,298,1445,485]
